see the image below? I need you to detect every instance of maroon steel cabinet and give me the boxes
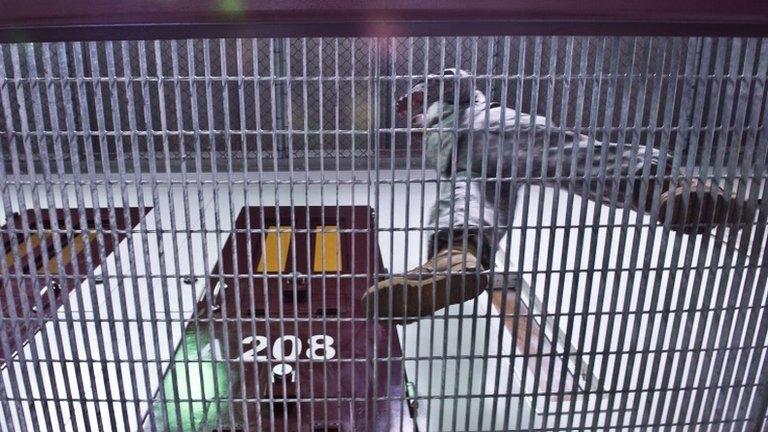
[0,207,151,361]
[151,206,413,431]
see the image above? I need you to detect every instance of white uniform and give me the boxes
[424,88,663,268]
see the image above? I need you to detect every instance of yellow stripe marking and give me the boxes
[257,226,291,273]
[313,226,341,273]
[44,231,97,275]
[3,231,51,269]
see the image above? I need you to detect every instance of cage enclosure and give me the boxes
[0,1,767,431]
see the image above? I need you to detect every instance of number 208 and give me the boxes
[236,335,337,361]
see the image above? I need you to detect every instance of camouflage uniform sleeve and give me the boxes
[424,104,460,177]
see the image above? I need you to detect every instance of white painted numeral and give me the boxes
[239,335,269,361]
[306,335,336,360]
[273,335,302,361]
[236,334,335,361]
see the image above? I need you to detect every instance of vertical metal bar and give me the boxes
[75,40,133,429]
[363,35,375,432]
[515,35,568,431]
[701,37,764,429]
[0,355,17,432]
[436,35,464,432]
[667,36,728,430]
[219,39,256,428]
[422,36,448,432]
[576,37,627,425]
[0,46,21,430]
[524,35,560,429]
[421,35,448,431]
[685,37,750,427]
[650,35,728,428]
[656,36,715,430]
[732,39,768,432]
[549,36,592,425]
[118,40,165,432]
[74,43,140,430]
[747,306,768,431]
[348,35,360,432]
[385,36,397,432]
[315,36,330,430]
[151,39,194,431]
[630,36,699,429]
[235,36,266,432]
[301,38,316,427]
[605,37,669,429]
[587,36,644,431]
[411,34,431,432]
[463,36,498,432]
[370,35,382,431]
[9,43,69,430]
[299,36,318,432]
[332,36,346,430]
[272,39,288,157]
[447,36,484,432]
[380,37,393,169]
[0,45,19,430]
[398,34,415,432]
[691,35,741,422]
[688,36,748,427]
[201,38,238,429]
[70,42,126,430]
[164,39,211,431]
[56,40,113,431]
[719,56,767,430]
[251,37,279,432]
[616,37,685,430]
[267,36,292,430]
[720,41,768,432]
[45,41,103,432]
[484,34,514,432]
[176,39,215,430]
[279,35,306,431]
[188,38,227,430]
[220,38,249,429]
[513,35,547,431]
[102,40,150,429]
[541,35,577,431]
[135,39,181,430]
[497,36,527,431]
[86,40,141,431]
[560,35,610,432]
[13,45,63,428]
[0,46,37,430]
[6,52,61,430]
[0,44,44,432]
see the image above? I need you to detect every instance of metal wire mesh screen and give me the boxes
[0,36,767,431]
